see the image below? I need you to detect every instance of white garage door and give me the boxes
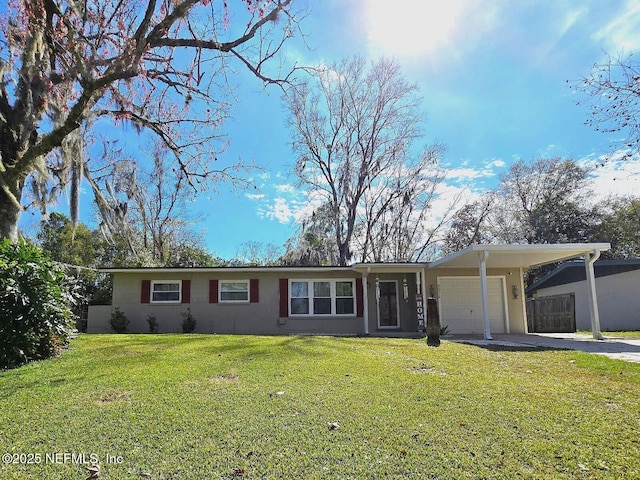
[438,277,507,334]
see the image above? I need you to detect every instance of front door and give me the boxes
[378,281,400,329]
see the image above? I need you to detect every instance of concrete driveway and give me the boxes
[447,333,640,363]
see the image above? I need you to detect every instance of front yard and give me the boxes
[1,334,639,479]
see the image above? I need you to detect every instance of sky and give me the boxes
[18,0,640,260]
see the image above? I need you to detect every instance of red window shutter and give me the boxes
[250,278,259,303]
[182,279,191,304]
[209,279,219,303]
[141,280,151,303]
[279,278,289,317]
[356,278,364,317]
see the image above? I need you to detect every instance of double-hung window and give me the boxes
[290,279,355,316]
[220,281,249,302]
[151,281,181,303]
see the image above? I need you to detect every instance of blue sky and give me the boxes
[19,0,640,259]
[197,0,640,259]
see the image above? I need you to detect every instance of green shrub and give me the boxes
[147,313,159,333]
[0,239,79,369]
[181,308,196,333]
[109,308,129,333]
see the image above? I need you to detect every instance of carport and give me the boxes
[428,244,611,340]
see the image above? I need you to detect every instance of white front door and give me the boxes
[377,281,400,329]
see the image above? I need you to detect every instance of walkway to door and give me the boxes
[447,333,640,363]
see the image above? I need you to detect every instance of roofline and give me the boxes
[99,265,354,274]
[350,262,426,273]
[526,257,640,294]
[428,243,611,269]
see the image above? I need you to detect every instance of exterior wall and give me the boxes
[88,265,530,336]
[88,270,363,335]
[364,273,420,334]
[86,306,113,333]
[535,270,640,331]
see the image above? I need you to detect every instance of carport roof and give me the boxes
[428,243,611,269]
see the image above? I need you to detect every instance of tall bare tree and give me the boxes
[284,56,445,265]
[97,141,207,264]
[0,0,304,241]
[573,52,640,161]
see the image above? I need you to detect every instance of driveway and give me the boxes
[446,333,640,363]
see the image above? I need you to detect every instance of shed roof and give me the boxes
[526,259,640,294]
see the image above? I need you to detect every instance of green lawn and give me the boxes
[1,334,639,479]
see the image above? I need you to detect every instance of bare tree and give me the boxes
[0,0,305,241]
[284,56,445,265]
[573,52,640,161]
[357,146,450,262]
[441,194,495,255]
[97,141,208,264]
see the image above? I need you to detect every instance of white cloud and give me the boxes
[245,193,265,200]
[592,1,640,51]
[275,184,296,194]
[443,158,506,183]
[583,154,640,199]
[264,197,294,224]
[487,159,506,168]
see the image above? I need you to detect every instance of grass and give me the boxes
[1,334,640,479]
[577,330,640,339]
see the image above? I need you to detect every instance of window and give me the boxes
[289,279,355,316]
[335,281,355,315]
[220,281,249,302]
[151,281,181,303]
[290,281,309,314]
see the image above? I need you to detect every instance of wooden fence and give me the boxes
[526,293,576,333]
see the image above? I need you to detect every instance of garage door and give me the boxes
[438,277,507,334]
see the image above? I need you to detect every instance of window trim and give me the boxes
[219,280,250,303]
[288,279,356,317]
[150,280,182,304]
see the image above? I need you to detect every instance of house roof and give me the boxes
[99,265,354,274]
[100,244,611,274]
[428,243,611,269]
[526,259,640,294]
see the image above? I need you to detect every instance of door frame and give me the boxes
[377,280,401,329]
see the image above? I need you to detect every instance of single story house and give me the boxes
[526,259,640,332]
[88,243,611,339]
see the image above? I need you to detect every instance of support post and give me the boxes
[585,250,603,340]
[363,269,370,336]
[479,250,493,340]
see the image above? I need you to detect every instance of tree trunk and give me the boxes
[337,241,350,266]
[0,184,24,242]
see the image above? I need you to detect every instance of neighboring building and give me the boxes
[88,244,611,338]
[526,259,640,332]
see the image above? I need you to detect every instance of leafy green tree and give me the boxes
[0,239,79,369]
[492,158,595,244]
[281,204,339,266]
[37,213,99,266]
[594,196,640,259]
